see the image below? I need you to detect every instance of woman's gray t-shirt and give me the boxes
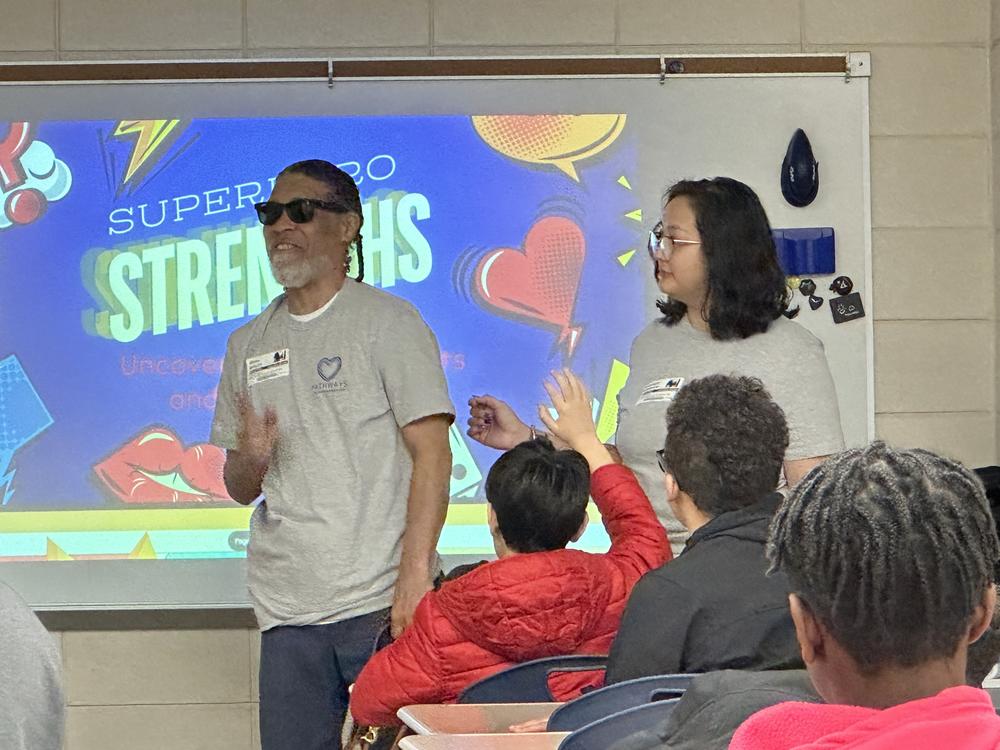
[615,316,844,546]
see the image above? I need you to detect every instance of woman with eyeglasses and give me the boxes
[468,177,843,549]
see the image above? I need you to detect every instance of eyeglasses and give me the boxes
[656,449,669,474]
[648,221,701,259]
[254,198,349,226]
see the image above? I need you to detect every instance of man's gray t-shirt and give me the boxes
[211,280,455,630]
[0,581,64,750]
[615,316,844,546]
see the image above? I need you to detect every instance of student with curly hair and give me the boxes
[604,374,803,682]
[731,443,1000,749]
[468,177,843,551]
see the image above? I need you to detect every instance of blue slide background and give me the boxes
[0,114,646,520]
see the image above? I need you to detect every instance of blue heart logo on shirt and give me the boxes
[317,356,342,382]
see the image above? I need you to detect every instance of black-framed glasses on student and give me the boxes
[656,449,669,474]
[254,197,349,226]
[648,220,701,259]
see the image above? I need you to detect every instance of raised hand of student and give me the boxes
[538,369,614,471]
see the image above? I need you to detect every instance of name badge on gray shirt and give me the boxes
[636,376,685,405]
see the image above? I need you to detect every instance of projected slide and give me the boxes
[0,113,646,561]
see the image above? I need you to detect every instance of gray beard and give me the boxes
[270,254,336,289]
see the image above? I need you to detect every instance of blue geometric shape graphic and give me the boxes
[448,423,483,499]
[0,355,54,504]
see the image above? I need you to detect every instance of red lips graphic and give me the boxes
[473,215,585,357]
[93,426,231,504]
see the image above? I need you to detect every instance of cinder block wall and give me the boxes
[1,1,995,748]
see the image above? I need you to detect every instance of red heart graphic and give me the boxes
[473,215,585,356]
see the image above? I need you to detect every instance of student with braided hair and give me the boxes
[211,159,454,748]
[731,442,1000,750]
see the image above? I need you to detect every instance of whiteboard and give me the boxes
[0,61,872,609]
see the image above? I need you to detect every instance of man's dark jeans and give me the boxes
[259,607,391,750]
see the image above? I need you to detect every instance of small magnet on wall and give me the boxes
[829,275,853,295]
[799,279,817,296]
[783,305,801,320]
[808,295,824,310]
[831,292,865,324]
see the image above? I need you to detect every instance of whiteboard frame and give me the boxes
[0,55,875,612]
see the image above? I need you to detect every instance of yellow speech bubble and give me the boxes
[472,114,627,181]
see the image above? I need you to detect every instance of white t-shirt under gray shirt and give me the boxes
[211,280,455,630]
[615,316,845,546]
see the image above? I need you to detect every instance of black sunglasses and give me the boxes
[254,197,348,226]
[656,449,669,474]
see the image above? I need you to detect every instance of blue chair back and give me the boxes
[457,655,608,703]
[547,674,694,732]
[557,698,681,750]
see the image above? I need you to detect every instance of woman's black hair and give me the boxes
[657,177,788,340]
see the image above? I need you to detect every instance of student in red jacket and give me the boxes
[731,443,1000,750]
[350,370,671,726]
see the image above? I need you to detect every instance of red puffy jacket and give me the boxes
[350,463,671,726]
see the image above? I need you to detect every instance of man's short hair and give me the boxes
[485,437,590,553]
[769,442,1000,674]
[663,374,788,516]
[278,159,362,215]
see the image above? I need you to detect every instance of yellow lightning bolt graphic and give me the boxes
[113,120,183,186]
[596,358,631,443]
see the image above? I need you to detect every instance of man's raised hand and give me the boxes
[236,393,279,467]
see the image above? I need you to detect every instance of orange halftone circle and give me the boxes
[474,116,574,161]
[472,114,626,180]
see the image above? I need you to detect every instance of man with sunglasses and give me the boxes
[210,160,454,749]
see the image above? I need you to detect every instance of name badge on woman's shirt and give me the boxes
[246,349,290,387]
[636,377,684,405]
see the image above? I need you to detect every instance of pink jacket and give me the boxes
[730,685,1000,750]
